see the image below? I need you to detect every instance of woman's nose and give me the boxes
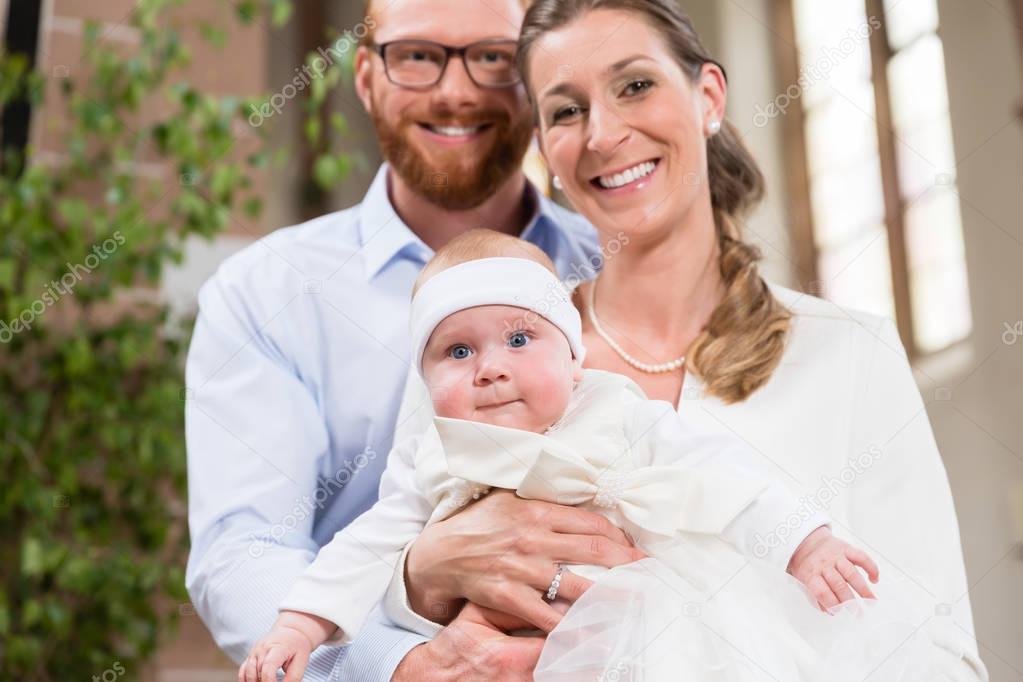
[585,100,629,157]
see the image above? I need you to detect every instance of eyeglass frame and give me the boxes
[369,38,523,90]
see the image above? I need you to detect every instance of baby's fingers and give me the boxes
[838,557,877,600]
[282,648,310,682]
[808,575,840,612]
[259,646,289,682]
[823,568,854,605]
[240,653,260,682]
[847,547,880,583]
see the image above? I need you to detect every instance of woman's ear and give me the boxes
[697,61,728,131]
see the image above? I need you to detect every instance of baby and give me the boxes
[240,230,881,682]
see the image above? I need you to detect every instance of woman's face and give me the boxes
[528,9,725,243]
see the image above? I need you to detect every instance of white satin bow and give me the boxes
[436,416,768,540]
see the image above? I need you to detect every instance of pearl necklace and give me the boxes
[586,278,686,374]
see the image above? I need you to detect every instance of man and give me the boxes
[186,1,612,679]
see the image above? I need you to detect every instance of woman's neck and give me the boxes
[594,213,725,354]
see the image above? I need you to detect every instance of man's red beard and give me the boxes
[371,103,534,211]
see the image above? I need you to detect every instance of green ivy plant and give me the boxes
[0,0,353,678]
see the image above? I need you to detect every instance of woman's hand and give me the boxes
[787,526,880,611]
[393,602,545,682]
[405,490,644,632]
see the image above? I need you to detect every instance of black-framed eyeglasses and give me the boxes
[370,39,521,89]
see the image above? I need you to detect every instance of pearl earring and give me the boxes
[552,175,563,190]
[707,120,721,136]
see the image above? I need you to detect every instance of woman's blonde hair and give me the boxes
[411,228,557,297]
[517,0,791,404]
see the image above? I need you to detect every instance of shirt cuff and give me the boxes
[383,542,444,638]
[333,605,430,681]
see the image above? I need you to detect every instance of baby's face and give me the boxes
[421,305,582,433]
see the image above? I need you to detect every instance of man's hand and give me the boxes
[393,602,545,682]
[787,526,880,611]
[405,490,645,632]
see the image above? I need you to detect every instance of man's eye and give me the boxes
[449,344,472,359]
[507,332,530,348]
[623,79,653,96]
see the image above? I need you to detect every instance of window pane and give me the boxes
[888,35,950,129]
[911,264,972,352]
[810,160,886,250]
[895,114,958,199]
[904,188,966,271]
[883,0,940,51]
[819,226,895,319]
[792,0,874,110]
[804,81,878,178]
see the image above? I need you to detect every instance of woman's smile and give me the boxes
[588,157,663,196]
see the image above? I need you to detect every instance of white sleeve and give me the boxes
[279,434,433,644]
[845,318,986,679]
[628,399,829,570]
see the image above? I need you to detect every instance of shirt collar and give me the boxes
[357,162,563,281]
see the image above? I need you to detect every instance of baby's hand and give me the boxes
[786,526,879,612]
[240,611,332,682]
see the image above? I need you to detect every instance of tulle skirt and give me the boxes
[535,553,938,682]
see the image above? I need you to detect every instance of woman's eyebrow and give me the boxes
[539,54,654,102]
[603,54,654,75]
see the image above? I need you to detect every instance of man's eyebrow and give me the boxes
[539,54,654,101]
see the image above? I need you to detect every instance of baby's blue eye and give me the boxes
[449,344,472,359]
[507,331,530,348]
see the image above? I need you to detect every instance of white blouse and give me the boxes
[389,282,987,680]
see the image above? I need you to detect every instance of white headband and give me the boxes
[410,257,586,377]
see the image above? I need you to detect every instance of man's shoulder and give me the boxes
[206,205,365,293]
[539,197,599,252]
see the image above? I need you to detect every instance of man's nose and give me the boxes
[585,99,629,157]
[433,54,482,108]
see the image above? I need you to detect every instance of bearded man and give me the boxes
[184,1,618,680]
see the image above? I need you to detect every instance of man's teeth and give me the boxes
[427,124,484,137]
[597,161,657,189]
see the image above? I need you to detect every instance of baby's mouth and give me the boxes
[479,399,521,410]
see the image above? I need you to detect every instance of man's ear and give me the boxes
[354,46,374,114]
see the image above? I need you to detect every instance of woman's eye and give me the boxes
[449,344,472,359]
[507,332,530,348]
[622,79,653,96]
[552,105,582,123]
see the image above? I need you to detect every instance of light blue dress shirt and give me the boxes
[184,163,599,680]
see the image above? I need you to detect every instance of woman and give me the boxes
[390,1,986,679]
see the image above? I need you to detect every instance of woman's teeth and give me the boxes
[597,160,658,189]
[427,124,485,137]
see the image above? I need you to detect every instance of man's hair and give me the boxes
[361,0,533,45]
[412,229,556,297]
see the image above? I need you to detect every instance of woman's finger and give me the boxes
[838,557,876,599]
[847,548,880,583]
[536,503,636,550]
[540,568,592,603]
[489,583,566,632]
[823,567,854,604]
[535,531,641,570]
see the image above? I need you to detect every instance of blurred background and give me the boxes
[1,0,1020,679]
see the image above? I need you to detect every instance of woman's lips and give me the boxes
[589,157,662,195]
